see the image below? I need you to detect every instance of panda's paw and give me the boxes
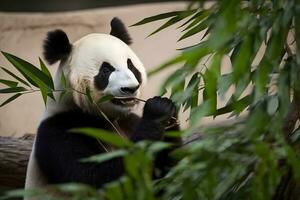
[142,96,176,126]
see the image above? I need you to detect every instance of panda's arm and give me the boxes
[130,97,181,177]
[35,116,124,188]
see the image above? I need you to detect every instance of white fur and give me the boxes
[25,33,147,197]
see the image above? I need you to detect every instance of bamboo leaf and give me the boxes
[148,142,171,156]
[160,68,187,95]
[40,84,49,105]
[131,10,195,26]
[215,95,252,115]
[178,18,210,41]
[231,36,253,82]
[202,54,222,113]
[97,94,115,104]
[81,150,128,163]
[172,71,200,107]
[39,58,55,101]
[39,58,52,81]
[60,70,67,88]
[179,10,209,29]
[1,52,54,90]
[190,100,212,127]
[1,67,30,87]
[267,96,279,116]
[0,79,18,87]
[0,93,22,107]
[0,87,26,93]
[218,73,233,98]
[148,10,196,37]
[85,87,93,103]
[184,72,200,112]
[71,128,133,148]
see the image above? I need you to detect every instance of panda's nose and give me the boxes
[120,86,139,95]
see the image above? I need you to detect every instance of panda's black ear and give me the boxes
[43,29,72,65]
[110,17,132,45]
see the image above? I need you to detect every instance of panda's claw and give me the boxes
[142,96,177,126]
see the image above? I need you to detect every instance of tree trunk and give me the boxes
[0,134,34,190]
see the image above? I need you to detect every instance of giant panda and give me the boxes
[25,17,180,194]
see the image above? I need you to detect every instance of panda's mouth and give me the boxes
[111,97,138,106]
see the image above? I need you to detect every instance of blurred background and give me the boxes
[0,1,200,137]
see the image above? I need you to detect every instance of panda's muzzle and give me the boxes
[120,86,139,95]
[110,85,140,106]
[111,97,138,106]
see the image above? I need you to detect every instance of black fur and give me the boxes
[43,29,72,65]
[127,59,142,84]
[35,97,179,188]
[94,62,115,90]
[110,17,132,45]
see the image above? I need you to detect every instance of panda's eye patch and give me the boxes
[127,59,142,84]
[94,62,115,90]
[101,62,115,74]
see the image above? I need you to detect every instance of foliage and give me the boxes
[1,0,300,199]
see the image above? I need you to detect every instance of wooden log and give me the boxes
[0,134,34,190]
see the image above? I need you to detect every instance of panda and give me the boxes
[25,17,180,194]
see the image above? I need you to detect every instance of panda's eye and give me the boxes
[127,59,142,83]
[100,62,115,74]
[94,62,115,90]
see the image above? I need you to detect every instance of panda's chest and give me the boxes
[111,115,140,138]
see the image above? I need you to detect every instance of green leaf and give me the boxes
[81,150,128,163]
[98,94,115,104]
[148,10,196,37]
[39,84,49,105]
[165,131,183,138]
[178,18,210,41]
[60,70,67,88]
[218,73,233,98]
[231,36,253,82]
[105,182,123,200]
[1,67,30,87]
[0,188,43,200]
[39,58,55,101]
[183,72,200,111]
[71,128,133,148]
[171,71,199,107]
[119,177,134,200]
[190,100,213,127]
[58,90,67,102]
[202,53,222,113]
[215,95,252,115]
[131,10,195,26]
[0,87,26,93]
[53,183,98,194]
[0,93,22,107]
[39,58,52,81]
[0,79,18,87]
[159,68,188,95]
[148,141,171,155]
[179,10,209,30]
[267,96,279,116]
[1,51,54,90]
[85,87,93,103]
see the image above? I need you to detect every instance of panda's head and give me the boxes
[43,18,147,117]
